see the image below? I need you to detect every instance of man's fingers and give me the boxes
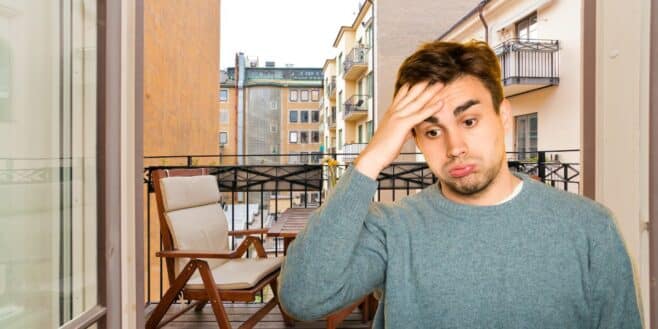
[395,82,444,117]
[394,81,431,110]
[408,99,445,124]
[391,83,410,108]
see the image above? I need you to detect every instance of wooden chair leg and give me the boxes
[325,298,363,329]
[195,300,208,312]
[196,260,232,329]
[146,260,198,329]
[269,278,294,326]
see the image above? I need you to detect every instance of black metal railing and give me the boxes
[343,46,369,74]
[494,38,559,87]
[143,149,579,305]
[344,95,369,119]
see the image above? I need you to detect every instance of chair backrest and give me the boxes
[152,169,230,285]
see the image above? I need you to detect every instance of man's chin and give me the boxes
[441,174,491,196]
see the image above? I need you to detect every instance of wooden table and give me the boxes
[268,207,376,328]
[268,207,316,254]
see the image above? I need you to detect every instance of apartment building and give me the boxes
[222,54,323,165]
[321,0,482,165]
[439,0,578,167]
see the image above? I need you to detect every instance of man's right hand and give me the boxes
[354,81,445,179]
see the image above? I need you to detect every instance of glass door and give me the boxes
[0,0,99,327]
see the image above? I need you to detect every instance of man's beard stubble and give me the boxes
[439,157,503,197]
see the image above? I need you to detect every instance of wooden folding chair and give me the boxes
[146,168,293,329]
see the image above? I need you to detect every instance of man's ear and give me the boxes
[499,99,512,131]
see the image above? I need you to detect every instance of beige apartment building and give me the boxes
[321,0,482,166]
[439,0,579,167]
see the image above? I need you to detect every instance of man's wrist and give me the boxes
[354,155,381,180]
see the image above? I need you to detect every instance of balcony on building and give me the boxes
[344,95,369,122]
[328,75,337,100]
[343,46,369,80]
[339,143,368,163]
[328,106,337,129]
[494,38,560,96]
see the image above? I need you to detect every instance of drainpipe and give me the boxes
[478,0,489,44]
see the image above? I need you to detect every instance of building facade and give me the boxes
[439,0,579,167]
[143,0,220,166]
[222,55,323,165]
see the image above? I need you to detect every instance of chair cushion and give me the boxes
[160,175,220,212]
[166,204,230,272]
[186,256,283,290]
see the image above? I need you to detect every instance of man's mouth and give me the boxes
[448,164,476,178]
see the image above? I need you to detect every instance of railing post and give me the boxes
[187,156,192,167]
[538,151,546,183]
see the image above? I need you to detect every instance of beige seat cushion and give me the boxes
[186,256,283,290]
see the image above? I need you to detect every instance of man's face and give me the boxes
[413,75,511,197]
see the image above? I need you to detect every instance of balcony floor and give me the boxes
[149,302,372,328]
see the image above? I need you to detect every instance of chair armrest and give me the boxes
[228,228,269,236]
[156,250,240,259]
[156,236,269,260]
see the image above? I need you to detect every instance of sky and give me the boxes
[220,0,362,70]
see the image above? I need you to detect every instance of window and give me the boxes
[311,89,320,101]
[219,131,228,145]
[270,101,278,110]
[300,89,309,101]
[219,109,229,124]
[367,72,374,96]
[270,124,277,133]
[515,113,538,160]
[300,110,309,123]
[289,110,298,122]
[338,129,343,148]
[338,91,343,112]
[311,131,320,143]
[338,53,343,74]
[289,131,298,143]
[220,89,228,102]
[300,152,309,164]
[311,110,319,123]
[300,131,309,143]
[366,120,374,142]
[358,125,363,143]
[289,89,298,101]
[516,12,538,40]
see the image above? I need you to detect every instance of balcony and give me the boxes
[343,46,369,80]
[328,76,337,100]
[344,95,369,122]
[338,143,368,163]
[494,38,560,96]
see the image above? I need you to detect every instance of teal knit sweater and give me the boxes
[278,167,642,328]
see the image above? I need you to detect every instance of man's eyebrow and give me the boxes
[453,99,479,116]
[421,99,480,124]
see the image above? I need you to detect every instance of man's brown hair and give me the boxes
[395,40,504,112]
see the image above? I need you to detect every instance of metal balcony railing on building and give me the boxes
[343,46,369,80]
[338,143,368,163]
[344,95,369,122]
[328,106,337,129]
[328,76,337,100]
[494,38,560,96]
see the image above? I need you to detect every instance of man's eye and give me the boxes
[425,129,442,138]
[464,118,477,127]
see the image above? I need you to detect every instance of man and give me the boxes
[278,40,642,328]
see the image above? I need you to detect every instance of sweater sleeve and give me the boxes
[589,211,643,329]
[278,166,387,321]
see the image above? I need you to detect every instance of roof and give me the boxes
[332,0,373,47]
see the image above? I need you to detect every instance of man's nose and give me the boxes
[445,131,467,159]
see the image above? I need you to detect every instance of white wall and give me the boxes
[595,0,652,325]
